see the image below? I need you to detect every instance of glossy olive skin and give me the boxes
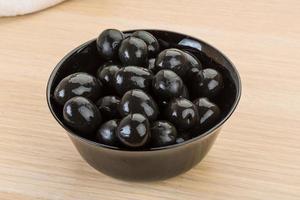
[164,98,199,130]
[191,68,224,98]
[155,99,169,108]
[154,48,188,77]
[180,84,189,99]
[124,33,132,38]
[96,96,120,120]
[151,121,177,147]
[114,66,153,95]
[132,31,160,57]
[97,60,121,75]
[117,113,150,149]
[97,64,121,92]
[118,37,148,66]
[148,58,155,72]
[152,70,184,101]
[185,67,201,82]
[193,97,220,129]
[183,51,202,70]
[119,89,159,121]
[96,29,124,60]
[175,131,192,144]
[96,119,120,146]
[54,72,102,105]
[201,68,224,97]
[96,61,119,78]
[63,96,102,134]
[178,38,202,51]
[155,83,189,108]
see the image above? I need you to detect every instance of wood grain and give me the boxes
[0,0,299,199]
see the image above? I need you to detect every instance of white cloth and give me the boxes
[0,0,65,17]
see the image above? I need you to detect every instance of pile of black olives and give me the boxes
[53,29,224,150]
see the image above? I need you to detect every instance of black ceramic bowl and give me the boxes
[47,30,241,181]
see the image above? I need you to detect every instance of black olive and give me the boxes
[132,31,160,57]
[114,66,153,95]
[191,68,223,98]
[154,48,188,77]
[175,131,192,144]
[97,119,120,146]
[150,121,177,147]
[193,97,220,129]
[119,89,159,121]
[148,58,156,72]
[96,96,120,120]
[118,37,148,66]
[96,29,124,60]
[201,68,224,97]
[156,86,188,108]
[180,84,189,99]
[97,64,121,92]
[164,98,199,130]
[97,60,117,72]
[178,38,202,51]
[54,72,103,105]
[188,69,204,99]
[123,33,132,38]
[182,51,202,88]
[152,70,184,101]
[155,99,169,108]
[185,67,201,83]
[183,51,202,69]
[117,113,150,148]
[63,96,102,134]
[154,82,188,109]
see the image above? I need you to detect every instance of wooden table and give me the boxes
[0,0,299,199]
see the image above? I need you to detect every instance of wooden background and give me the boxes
[0,0,299,199]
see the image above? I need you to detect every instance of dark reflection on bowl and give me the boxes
[47,29,241,181]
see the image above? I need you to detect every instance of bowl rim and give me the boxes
[46,29,242,152]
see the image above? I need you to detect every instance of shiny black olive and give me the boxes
[155,99,169,108]
[152,70,184,101]
[63,96,102,134]
[150,121,177,147]
[117,113,150,148]
[180,84,189,99]
[191,68,223,98]
[164,98,199,130]
[201,68,224,97]
[148,58,155,72]
[96,29,124,60]
[97,64,121,92]
[124,33,132,38]
[97,119,120,146]
[193,97,220,129]
[97,60,116,71]
[154,84,189,108]
[119,89,159,121]
[185,66,201,82]
[54,72,103,105]
[114,66,153,95]
[118,37,148,66]
[154,48,188,77]
[178,38,202,51]
[183,51,202,69]
[175,131,192,144]
[132,31,160,57]
[183,51,202,80]
[188,69,204,99]
[96,96,120,120]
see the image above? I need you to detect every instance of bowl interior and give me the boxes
[47,29,241,151]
